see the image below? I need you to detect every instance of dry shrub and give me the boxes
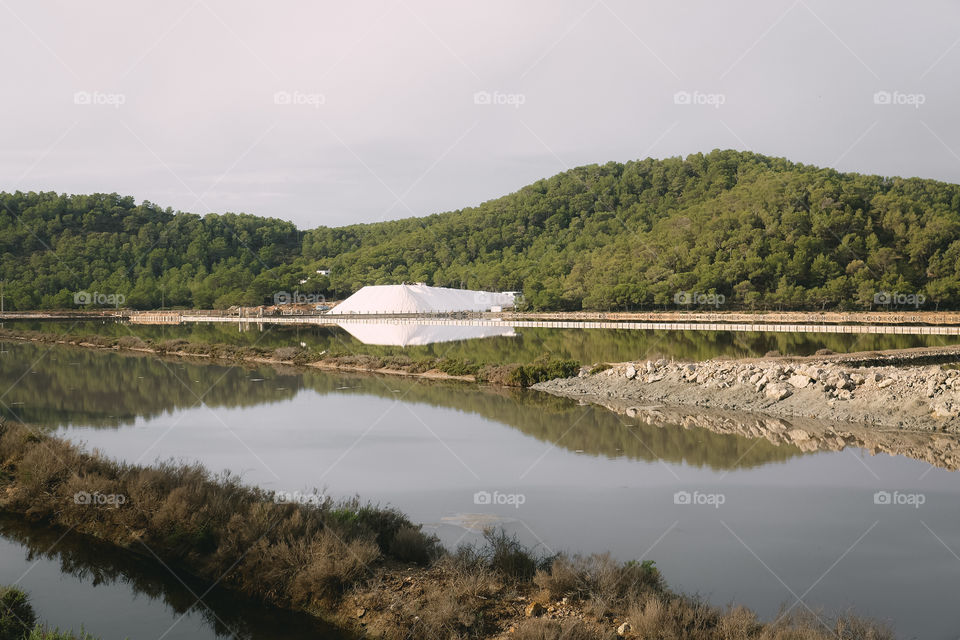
[12,440,77,507]
[380,355,413,370]
[116,336,147,349]
[476,364,519,385]
[388,524,440,565]
[331,354,384,369]
[717,605,762,638]
[626,594,722,639]
[384,560,502,640]
[408,357,437,373]
[272,346,301,361]
[535,554,664,613]
[512,619,614,640]
[287,532,380,605]
[762,610,894,640]
[158,338,189,352]
[482,529,540,580]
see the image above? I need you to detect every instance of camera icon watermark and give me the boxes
[674,291,725,307]
[873,291,925,308]
[473,90,526,108]
[673,490,725,508]
[74,491,127,506]
[473,490,526,509]
[873,490,925,508]
[873,90,925,109]
[273,90,325,108]
[274,291,326,305]
[73,90,126,109]
[273,490,326,506]
[673,90,725,109]
[74,291,125,308]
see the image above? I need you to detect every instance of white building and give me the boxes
[328,283,516,315]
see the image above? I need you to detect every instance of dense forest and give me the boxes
[3,149,960,311]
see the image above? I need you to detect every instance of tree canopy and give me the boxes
[3,149,960,311]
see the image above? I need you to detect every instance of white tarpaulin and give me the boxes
[328,283,516,315]
[336,321,517,346]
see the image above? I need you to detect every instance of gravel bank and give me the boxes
[533,358,960,433]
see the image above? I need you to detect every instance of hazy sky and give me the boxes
[2,0,959,228]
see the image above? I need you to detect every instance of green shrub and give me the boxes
[508,358,581,386]
[0,587,36,640]
[482,529,542,581]
[436,358,480,376]
[27,628,98,640]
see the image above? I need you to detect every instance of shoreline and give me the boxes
[6,325,960,435]
[0,329,486,384]
[534,356,960,434]
[0,421,892,640]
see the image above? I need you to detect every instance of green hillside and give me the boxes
[3,149,960,311]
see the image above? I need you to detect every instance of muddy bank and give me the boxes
[533,357,960,433]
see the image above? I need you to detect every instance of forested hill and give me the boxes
[3,149,960,311]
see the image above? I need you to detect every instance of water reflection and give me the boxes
[9,319,960,363]
[335,320,516,346]
[0,514,342,640]
[0,341,801,470]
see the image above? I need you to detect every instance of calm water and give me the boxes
[0,515,342,640]
[1,339,959,639]
[7,317,960,363]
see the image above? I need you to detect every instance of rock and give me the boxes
[765,384,792,401]
[625,365,636,380]
[837,389,852,401]
[617,622,632,636]
[788,374,812,389]
[877,378,895,389]
[933,402,959,419]
[646,374,664,383]
[355,607,366,619]
[525,602,546,618]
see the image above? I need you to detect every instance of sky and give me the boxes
[2,0,959,229]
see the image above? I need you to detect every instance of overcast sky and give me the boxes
[2,0,959,228]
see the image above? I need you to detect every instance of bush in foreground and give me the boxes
[0,587,36,640]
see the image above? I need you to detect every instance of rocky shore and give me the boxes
[533,357,960,433]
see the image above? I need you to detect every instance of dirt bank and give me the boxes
[534,357,960,433]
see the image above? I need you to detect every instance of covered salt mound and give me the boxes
[336,321,517,346]
[328,283,515,315]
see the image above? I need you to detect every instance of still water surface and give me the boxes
[0,338,958,639]
[9,317,960,361]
